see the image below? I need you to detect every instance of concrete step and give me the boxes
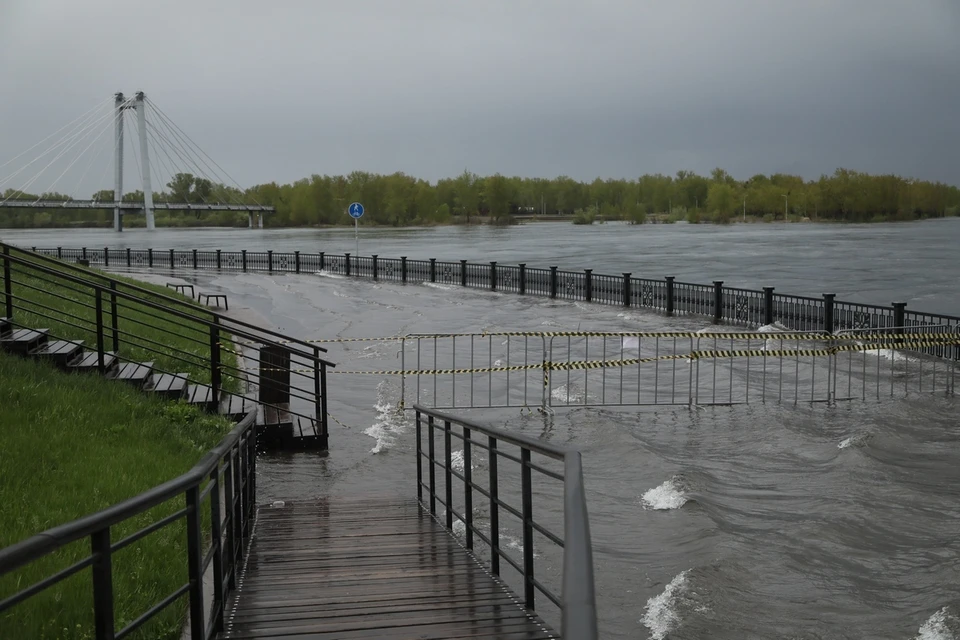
[0,328,49,356]
[145,373,189,401]
[30,340,85,369]
[69,350,118,374]
[109,361,154,388]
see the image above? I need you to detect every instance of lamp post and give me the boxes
[743,197,746,223]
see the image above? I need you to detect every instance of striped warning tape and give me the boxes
[244,339,960,375]
[230,330,960,347]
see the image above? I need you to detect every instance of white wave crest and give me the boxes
[642,570,690,640]
[757,322,790,333]
[423,282,455,291]
[450,450,478,473]
[363,381,406,454]
[838,432,872,449]
[314,270,346,279]
[916,606,960,640]
[641,478,688,510]
[862,347,911,362]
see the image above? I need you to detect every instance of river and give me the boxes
[5,221,960,639]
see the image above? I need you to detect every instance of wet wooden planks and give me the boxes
[220,497,557,640]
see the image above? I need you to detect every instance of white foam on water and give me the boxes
[757,322,790,333]
[551,383,584,403]
[641,477,688,510]
[314,270,346,279]
[642,570,690,640]
[916,606,960,640]
[838,432,872,449]
[333,290,349,298]
[450,450,478,473]
[863,347,910,362]
[493,359,503,367]
[364,381,406,454]
[423,282,455,291]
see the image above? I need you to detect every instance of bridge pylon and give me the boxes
[113,91,155,232]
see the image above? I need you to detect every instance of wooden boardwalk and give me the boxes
[220,497,557,639]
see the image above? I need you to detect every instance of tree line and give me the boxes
[1,168,958,228]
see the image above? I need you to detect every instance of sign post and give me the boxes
[348,202,364,256]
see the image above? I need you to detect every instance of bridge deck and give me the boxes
[220,497,556,639]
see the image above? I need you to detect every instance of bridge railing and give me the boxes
[413,405,597,640]
[1,243,336,445]
[0,409,259,640]
[21,245,960,360]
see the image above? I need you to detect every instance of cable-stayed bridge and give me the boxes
[0,92,273,231]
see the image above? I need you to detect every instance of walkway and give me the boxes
[219,497,557,639]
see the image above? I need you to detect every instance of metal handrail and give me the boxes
[1,242,327,354]
[0,408,258,640]
[413,404,598,640]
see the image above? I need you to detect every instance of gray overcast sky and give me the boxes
[1,0,958,197]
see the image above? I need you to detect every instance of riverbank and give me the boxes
[0,351,232,639]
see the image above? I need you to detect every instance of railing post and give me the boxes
[893,302,906,334]
[313,347,322,429]
[428,415,436,515]
[267,250,273,273]
[209,469,225,634]
[103,247,109,267]
[57,246,62,259]
[95,288,105,373]
[623,273,632,307]
[665,276,675,315]
[231,442,243,570]
[444,420,453,529]
[147,248,153,268]
[490,261,497,291]
[401,256,407,282]
[488,436,499,576]
[295,251,301,274]
[416,411,423,502]
[223,451,236,591]
[823,293,836,333]
[319,251,325,271]
[185,485,205,639]
[2,246,12,319]
[763,287,775,325]
[584,269,593,302]
[319,361,329,440]
[521,448,535,610]
[241,249,247,272]
[460,259,467,287]
[429,258,436,282]
[463,427,473,550]
[713,281,723,324]
[192,249,198,269]
[550,266,558,298]
[216,249,222,270]
[125,248,131,268]
[519,263,526,294]
[345,253,351,276]
[169,248,175,269]
[82,247,87,261]
[210,317,221,406]
[91,528,115,640]
[372,254,378,280]
[109,282,119,353]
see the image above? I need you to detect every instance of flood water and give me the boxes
[6,221,960,639]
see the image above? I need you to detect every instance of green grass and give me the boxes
[2,250,240,392]
[0,351,234,639]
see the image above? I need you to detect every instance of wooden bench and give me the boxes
[198,293,228,310]
[165,283,195,298]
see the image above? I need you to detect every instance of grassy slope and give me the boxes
[0,352,233,639]
[4,251,240,391]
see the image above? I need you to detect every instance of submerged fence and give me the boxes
[395,328,960,411]
[24,246,960,344]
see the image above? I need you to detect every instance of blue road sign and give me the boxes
[348,202,364,219]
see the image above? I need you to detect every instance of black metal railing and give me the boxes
[1,243,336,444]
[413,405,597,640]
[21,244,960,361]
[0,409,258,640]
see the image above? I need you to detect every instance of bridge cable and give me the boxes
[146,119,216,205]
[146,97,262,207]
[0,97,112,172]
[37,111,116,203]
[0,101,117,195]
[2,104,121,203]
